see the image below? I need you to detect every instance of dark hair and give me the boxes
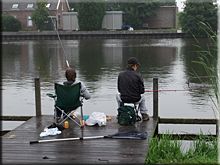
[65,67,76,81]
[127,57,140,69]
[127,57,140,66]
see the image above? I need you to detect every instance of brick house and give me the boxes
[2,0,70,31]
[143,6,178,29]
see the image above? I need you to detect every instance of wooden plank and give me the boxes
[157,133,217,140]
[153,78,159,119]
[0,130,10,136]
[159,118,218,124]
[35,78,41,116]
[0,116,32,121]
[2,115,158,164]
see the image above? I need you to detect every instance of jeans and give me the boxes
[116,93,148,114]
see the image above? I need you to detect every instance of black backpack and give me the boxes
[117,105,137,125]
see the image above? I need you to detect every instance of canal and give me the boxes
[2,38,218,134]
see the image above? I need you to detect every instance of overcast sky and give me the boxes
[176,0,186,12]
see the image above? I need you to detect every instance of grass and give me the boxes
[145,134,183,164]
[145,134,218,164]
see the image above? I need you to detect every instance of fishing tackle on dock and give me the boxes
[30,131,148,144]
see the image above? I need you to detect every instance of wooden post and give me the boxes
[153,78,158,119]
[216,120,219,137]
[35,78,41,117]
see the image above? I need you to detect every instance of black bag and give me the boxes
[117,105,136,125]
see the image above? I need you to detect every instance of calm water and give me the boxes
[2,38,218,133]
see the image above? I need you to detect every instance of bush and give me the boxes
[179,0,217,37]
[32,0,51,31]
[75,2,106,31]
[2,14,21,32]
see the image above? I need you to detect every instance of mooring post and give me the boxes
[216,120,219,137]
[35,78,41,116]
[153,78,158,119]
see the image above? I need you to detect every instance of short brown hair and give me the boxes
[65,67,76,81]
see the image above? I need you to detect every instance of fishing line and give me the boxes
[145,89,191,92]
[49,16,69,67]
[188,73,219,118]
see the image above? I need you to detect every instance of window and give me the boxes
[46,3,50,8]
[27,4,33,9]
[27,16,33,27]
[12,4,18,9]
[58,14,61,26]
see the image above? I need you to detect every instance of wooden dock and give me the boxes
[2,115,158,164]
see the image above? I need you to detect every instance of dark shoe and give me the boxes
[141,113,149,121]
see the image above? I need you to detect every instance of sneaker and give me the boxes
[141,113,149,121]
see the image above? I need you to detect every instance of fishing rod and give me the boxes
[30,131,147,144]
[49,16,70,67]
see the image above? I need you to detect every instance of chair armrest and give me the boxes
[47,93,56,98]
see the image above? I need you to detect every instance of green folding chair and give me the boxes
[47,82,84,127]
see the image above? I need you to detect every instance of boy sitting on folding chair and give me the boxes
[48,67,91,127]
[64,67,91,100]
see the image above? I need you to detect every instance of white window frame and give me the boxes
[27,16,33,27]
[12,4,19,9]
[27,3,34,9]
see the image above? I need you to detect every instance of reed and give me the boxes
[182,134,218,164]
[191,21,218,104]
[145,133,218,164]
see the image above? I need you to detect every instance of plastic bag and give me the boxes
[85,112,106,126]
[40,127,61,137]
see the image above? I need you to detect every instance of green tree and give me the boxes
[75,2,106,30]
[120,2,159,29]
[2,14,21,32]
[179,0,217,36]
[105,1,176,29]
[69,0,176,30]
[32,0,51,31]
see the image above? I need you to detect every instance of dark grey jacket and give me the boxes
[117,68,145,103]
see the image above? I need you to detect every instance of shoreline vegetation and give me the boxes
[146,21,218,165]
[145,134,218,164]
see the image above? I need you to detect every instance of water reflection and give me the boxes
[180,38,218,116]
[103,39,123,66]
[2,38,218,127]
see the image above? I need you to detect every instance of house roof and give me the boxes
[2,0,70,11]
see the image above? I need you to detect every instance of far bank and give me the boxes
[2,30,188,41]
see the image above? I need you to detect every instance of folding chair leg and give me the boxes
[54,105,85,128]
[58,112,82,127]
[80,106,85,128]
[54,108,59,124]
[55,106,83,127]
